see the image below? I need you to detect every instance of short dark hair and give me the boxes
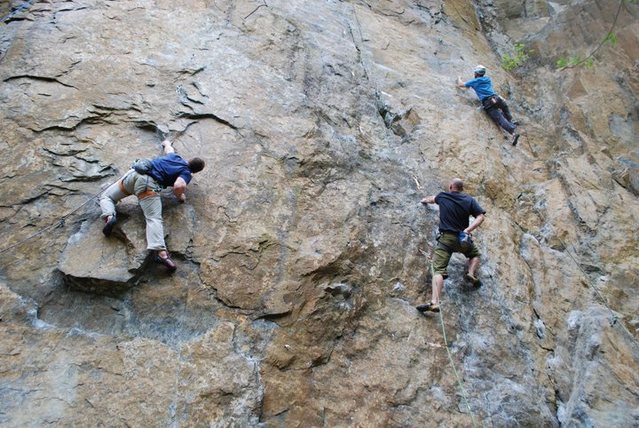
[450,178,464,191]
[189,157,205,173]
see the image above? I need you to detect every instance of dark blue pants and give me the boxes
[482,96,516,134]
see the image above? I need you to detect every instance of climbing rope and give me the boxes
[422,249,478,427]
[0,182,113,256]
[437,307,478,428]
[511,214,639,350]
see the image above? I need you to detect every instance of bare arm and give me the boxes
[421,195,436,205]
[464,213,485,234]
[173,176,187,202]
[162,140,176,154]
[456,76,467,88]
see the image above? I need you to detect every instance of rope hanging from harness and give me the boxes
[0,180,114,255]
[427,253,478,427]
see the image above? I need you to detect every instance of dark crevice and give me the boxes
[175,112,239,130]
[177,66,206,76]
[0,0,36,24]
[3,75,78,89]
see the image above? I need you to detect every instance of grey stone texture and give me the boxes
[1,0,638,426]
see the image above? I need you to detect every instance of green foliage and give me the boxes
[555,31,617,70]
[603,31,618,46]
[556,0,630,70]
[556,54,595,69]
[501,43,529,71]
[556,37,615,69]
[555,57,568,69]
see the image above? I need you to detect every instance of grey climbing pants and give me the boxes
[482,95,516,134]
[99,170,166,251]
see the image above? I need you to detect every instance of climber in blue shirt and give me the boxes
[457,65,520,146]
[147,152,194,189]
[99,140,205,272]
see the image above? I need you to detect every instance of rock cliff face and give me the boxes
[1,0,638,426]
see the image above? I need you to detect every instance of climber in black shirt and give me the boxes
[416,178,486,313]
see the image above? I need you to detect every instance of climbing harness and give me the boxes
[136,189,158,200]
[117,178,131,196]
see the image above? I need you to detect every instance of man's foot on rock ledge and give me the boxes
[465,273,482,288]
[511,133,520,146]
[156,252,177,272]
[416,302,440,313]
[102,215,117,237]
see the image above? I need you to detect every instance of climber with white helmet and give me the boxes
[457,65,520,146]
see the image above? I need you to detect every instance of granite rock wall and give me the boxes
[1,0,638,426]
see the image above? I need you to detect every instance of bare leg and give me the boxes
[468,256,480,277]
[431,274,445,305]
[465,256,482,287]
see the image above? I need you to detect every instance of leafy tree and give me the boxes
[502,43,529,71]
[556,0,634,70]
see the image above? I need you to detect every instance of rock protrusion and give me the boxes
[58,203,150,295]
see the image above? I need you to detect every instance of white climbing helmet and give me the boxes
[474,64,486,75]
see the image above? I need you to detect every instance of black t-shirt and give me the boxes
[435,191,486,233]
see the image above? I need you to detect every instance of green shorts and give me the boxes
[432,232,481,278]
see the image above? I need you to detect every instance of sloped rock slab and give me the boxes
[58,201,150,296]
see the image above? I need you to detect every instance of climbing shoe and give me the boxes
[156,253,177,273]
[102,215,117,237]
[465,273,482,288]
[511,133,520,146]
[416,303,440,313]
